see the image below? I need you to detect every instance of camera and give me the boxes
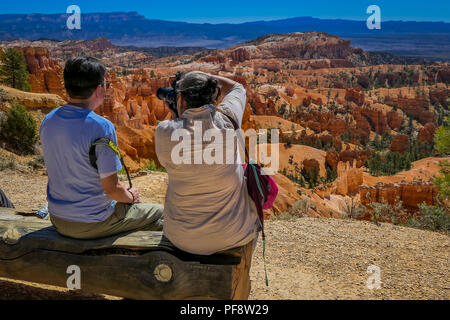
[156,71,185,118]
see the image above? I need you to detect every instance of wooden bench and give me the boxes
[0,208,254,300]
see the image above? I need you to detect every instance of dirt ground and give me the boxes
[0,169,449,300]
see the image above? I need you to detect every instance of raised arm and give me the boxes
[213,76,246,128]
[183,71,239,101]
[209,74,239,100]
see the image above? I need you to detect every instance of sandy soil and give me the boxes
[0,169,448,300]
[250,218,449,300]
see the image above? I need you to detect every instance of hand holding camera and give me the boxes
[156,72,186,118]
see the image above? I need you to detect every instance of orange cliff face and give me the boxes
[98,70,171,127]
[19,47,67,99]
[7,32,449,188]
[2,32,449,226]
[15,44,257,172]
[360,181,438,212]
[389,134,410,154]
[16,47,169,171]
[95,70,174,171]
[212,32,370,63]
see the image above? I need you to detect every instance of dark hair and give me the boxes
[64,56,106,99]
[180,77,220,109]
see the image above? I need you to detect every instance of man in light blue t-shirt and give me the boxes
[40,56,163,240]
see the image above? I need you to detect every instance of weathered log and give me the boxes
[0,208,253,300]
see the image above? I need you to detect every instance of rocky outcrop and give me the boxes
[248,90,277,115]
[335,161,364,195]
[116,126,159,173]
[302,96,312,107]
[418,123,437,143]
[228,33,370,64]
[360,107,388,135]
[429,88,449,108]
[253,61,281,73]
[437,66,450,84]
[353,112,371,143]
[18,47,66,99]
[359,181,438,211]
[327,119,348,135]
[97,71,172,129]
[326,149,340,170]
[285,86,295,97]
[356,74,370,89]
[67,37,116,51]
[329,59,354,68]
[0,85,66,109]
[339,149,373,168]
[228,48,251,62]
[385,95,435,125]
[345,88,365,106]
[387,110,404,130]
[302,159,320,174]
[390,134,410,154]
[309,159,364,198]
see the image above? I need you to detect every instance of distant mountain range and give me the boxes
[1,12,449,61]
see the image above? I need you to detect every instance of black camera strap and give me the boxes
[89,138,133,189]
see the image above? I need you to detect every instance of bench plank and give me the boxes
[0,208,253,300]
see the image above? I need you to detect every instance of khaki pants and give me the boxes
[50,203,164,240]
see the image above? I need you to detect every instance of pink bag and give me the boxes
[242,164,279,210]
[262,173,279,210]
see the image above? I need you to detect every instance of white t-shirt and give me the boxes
[155,83,260,255]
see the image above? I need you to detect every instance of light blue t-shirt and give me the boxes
[40,105,122,223]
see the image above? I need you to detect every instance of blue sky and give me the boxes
[0,0,449,23]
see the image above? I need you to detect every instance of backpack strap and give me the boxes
[218,111,269,287]
[89,138,133,189]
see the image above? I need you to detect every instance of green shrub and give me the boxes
[142,159,166,172]
[289,199,315,217]
[369,198,405,226]
[269,213,300,221]
[0,88,8,102]
[406,201,450,232]
[0,153,16,171]
[341,198,366,220]
[27,154,45,170]
[434,120,450,156]
[433,118,450,200]
[367,133,393,151]
[434,160,450,201]
[0,103,38,155]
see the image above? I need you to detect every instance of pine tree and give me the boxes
[435,119,450,156]
[0,48,31,91]
[0,103,37,154]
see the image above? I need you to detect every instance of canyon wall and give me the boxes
[359,181,438,211]
[18,47,66,99]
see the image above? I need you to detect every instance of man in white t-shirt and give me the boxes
[155,71,260,255]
